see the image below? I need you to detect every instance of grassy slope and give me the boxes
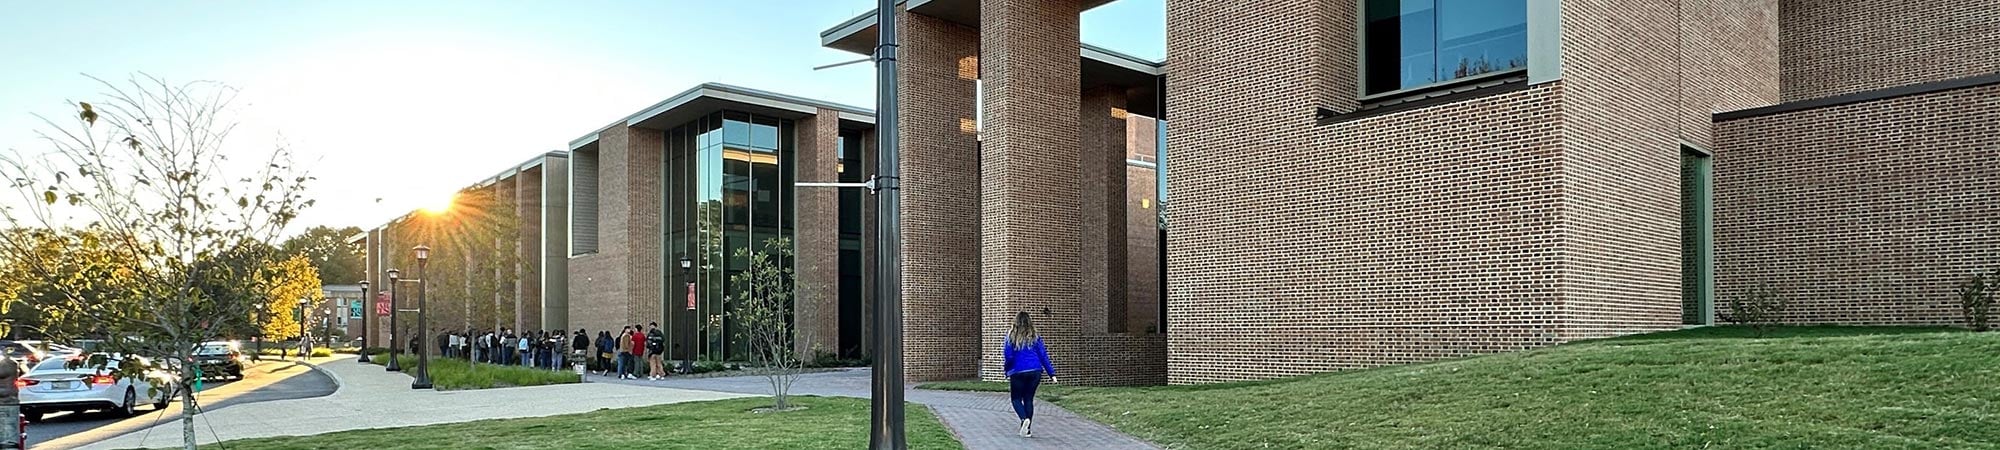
[190,396,962,450]
[933,326,2000,449]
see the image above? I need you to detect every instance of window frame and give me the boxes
[1354,0,1530,101]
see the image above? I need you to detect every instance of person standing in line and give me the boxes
[518,330,534,368]
[645,322,666,380]
[1003,312,1057,438]
[627,325,647,379]
[615,326,635,379]
[572,328,591,372]
[595,331,614,375]
[492,330,508,366]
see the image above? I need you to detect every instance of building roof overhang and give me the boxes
[822,5,1166,118]
[569,83,876,150]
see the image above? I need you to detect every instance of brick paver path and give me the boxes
[589,369,1160,449]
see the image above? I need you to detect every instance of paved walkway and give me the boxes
[588,369,1160,449]
[80,355,751,449]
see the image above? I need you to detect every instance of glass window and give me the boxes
[1364,0,1525,96]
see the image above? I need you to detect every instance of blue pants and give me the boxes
[1009,372,1042,420]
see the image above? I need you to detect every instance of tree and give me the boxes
[729,237,810,411]
[278,225,364,286]
[258,254,323,344]
[1720,283,1790,338]
[1958,269,1994,332]
[0,75,312,450]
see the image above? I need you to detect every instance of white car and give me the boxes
[18,354,179,422]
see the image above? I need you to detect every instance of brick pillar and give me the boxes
[795,108,842,357]
[898,9,983,382]
[1079,88,1129,335]
[614,126,667,330]
[978,0,1083,381]
[516,165,545,331]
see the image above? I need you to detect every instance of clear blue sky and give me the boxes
[0,0,1163,232]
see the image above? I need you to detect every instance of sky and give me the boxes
[0,0,1164,235]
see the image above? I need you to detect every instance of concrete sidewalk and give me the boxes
[81,355,752,449]
[589,369,1160,450]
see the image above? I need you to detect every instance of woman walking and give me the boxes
[1003,312,1056,438]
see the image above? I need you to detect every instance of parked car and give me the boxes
[43,344,81,359]
[192,341,244,380]
[17,354,178,422]
[0,341,49,368]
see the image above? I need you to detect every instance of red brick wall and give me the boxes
[977,0,1088,384]
[566,124,666,335]
[1677,0,1781,149]
[1779,0,2000,102]
[794,109,842,356]
[1713,84,2000,325]
[1558,0,1690,339]
[1080,88,1126,335]
[897,9,984,382]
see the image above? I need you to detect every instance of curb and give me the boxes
[297,356,350,393]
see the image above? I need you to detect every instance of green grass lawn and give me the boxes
[182,396,961,450]
[926,326,1999,449]
[362,355,580,390]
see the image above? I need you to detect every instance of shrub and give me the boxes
[1721,283,1789,337]
[809,351,869,368]
[1958,269,1995,332]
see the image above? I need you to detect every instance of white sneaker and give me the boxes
[1024,418,1033,438]
[1018,419,1028,437]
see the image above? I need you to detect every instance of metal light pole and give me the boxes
[358,280,372,363]
[412,245,433,389]
[386,269,403,372]
[870,1,906,447]
[798,3,902,445]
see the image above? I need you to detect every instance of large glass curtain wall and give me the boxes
[665,111,795,362]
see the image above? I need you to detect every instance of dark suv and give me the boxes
[192,342,244,380]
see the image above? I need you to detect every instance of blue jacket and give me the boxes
[1002,336,1055,377]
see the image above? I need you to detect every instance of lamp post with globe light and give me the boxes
[412,245,433,390]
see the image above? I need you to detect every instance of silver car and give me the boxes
[18,354,179,422]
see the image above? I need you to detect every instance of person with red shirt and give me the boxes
[627,326,647,378]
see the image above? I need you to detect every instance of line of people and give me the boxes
[408,323,672,376]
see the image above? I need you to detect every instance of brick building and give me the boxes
[809,0,1997,385]
[562,84,882,362]
[356,152,570,350]
[349,0,1993,386]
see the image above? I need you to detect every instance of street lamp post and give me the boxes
[386,268,403,372]
[358,280,372,363]
[869,0,906,446]
[799,4,905,445]
[412,245,433,390]
[295,298,308,358]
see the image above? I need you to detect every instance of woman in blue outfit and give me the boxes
[1003,311,1056,438]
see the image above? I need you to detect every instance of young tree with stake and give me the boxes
[0,75,312,450]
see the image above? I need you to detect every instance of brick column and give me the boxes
[794,108,842,357]
[898,9,983,382]
[516,165,545,331]
[978,0,1082,381]
[1079,88,1129,335]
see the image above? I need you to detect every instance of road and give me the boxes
[27,358,337,450]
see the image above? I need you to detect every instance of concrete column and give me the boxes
[897,8,984,382]
[794,108,842,357]
[978,0,1082,381]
